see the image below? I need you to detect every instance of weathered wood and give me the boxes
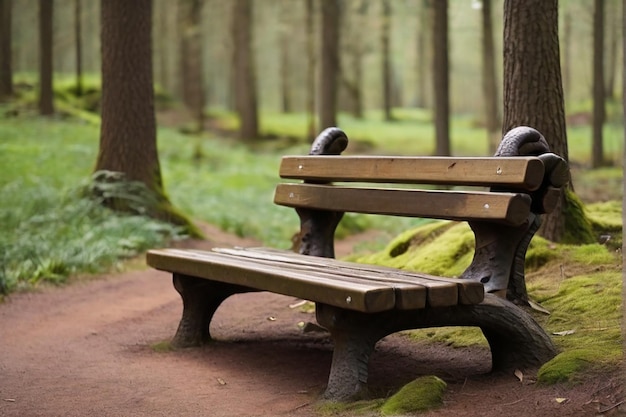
[280,155,545,190]
[147,248,483,313]
[275,183,532,226]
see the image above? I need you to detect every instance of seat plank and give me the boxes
[220,247,484,306]
[280,156,545,191]
[274,183,531,226]
[148,249,398,312]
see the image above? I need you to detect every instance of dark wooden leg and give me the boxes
[316,304,388,401]
[171,274,250,348]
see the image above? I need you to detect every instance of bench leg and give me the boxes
[316,304,389,401]
[171,274,248,348]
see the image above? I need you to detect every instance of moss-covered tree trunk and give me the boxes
[96,0,198,235]
[503,0,592,244]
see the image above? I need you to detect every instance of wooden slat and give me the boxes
[148,249,397,312]
[222,247,484,306]
[280,156,545,191]
[213,247,459,308]
[274,183,531,226]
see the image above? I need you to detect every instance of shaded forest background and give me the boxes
[3,0,623,140]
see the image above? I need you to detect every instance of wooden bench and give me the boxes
[147,126,569,401]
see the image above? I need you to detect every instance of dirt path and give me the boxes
[0,226,622,416]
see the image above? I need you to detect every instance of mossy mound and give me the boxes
[380,376,447,415]
[537,349,598,384]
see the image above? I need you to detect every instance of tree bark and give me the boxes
[481,0,500,154]
[562,8,571,104]
[503,0,569,242]
[432,0,449,155]
[96,0,197,234]
[0,0,13,101]
[279,0,292,114]
[39,0,54,115]
[179,0,206,132]
[415,0,430,109]
[305,0,316,140]
[592,0,605,168]
[74,0,83,96]
[381,0,393,121]
[319,0,340,130]
[232,0,259,140]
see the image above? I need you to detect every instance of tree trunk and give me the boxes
[305,0,316,140]
[39,0,54,116]
[232,0,259,140]
[432,0,449,156]
[381,0,393,121]
[279,0,292,114]
[592,0,605,168]
[74,0,83,96]
[96,0,196,235]
[0,0,13,101]
[319,0,340,130]
[562,8,571,104]
[503,0,574,243]
[415,0,430,109]
[604,0,619,101]
[481,0,500,154]
[179,0,205,132]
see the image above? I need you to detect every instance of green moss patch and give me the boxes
[537,349,601,385]
[150,340,174,353]
[380,376,447,415]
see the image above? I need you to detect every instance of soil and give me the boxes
[0,224,624,417]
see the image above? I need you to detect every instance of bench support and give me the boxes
[172,274,254,348]
[317,294,556,401]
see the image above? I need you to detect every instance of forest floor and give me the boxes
[1,227,624,417]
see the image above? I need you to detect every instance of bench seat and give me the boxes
[147,247,484,313]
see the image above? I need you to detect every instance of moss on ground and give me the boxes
[380,376,447,415]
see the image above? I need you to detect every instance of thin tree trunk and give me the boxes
[279,0,292,113]
[482,0,500,154]
[232,0,259,140]
[75,0,83,96]
[179,0,205,132]
[305,0,316,140]
[592,0,605,168]
[604,0,619,101]
[562,9,571,104]
[319,0,340,130]
[415,0,430,109]
[39,0,54,115]
[381,0,393,121]
[0,0,13,101]
[432,0,449,155]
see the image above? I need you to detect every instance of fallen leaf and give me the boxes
[514,369,523,382]
[3,399,16,402]
[552,329,576,336]
[528,300,551,315]
[267,316,276,321]
[555,397,568,404]
[289,300,307,309]
[217,378,227,386]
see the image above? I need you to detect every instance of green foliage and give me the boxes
[380,376,447,415]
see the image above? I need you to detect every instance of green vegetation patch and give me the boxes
[380,376,447,415]
[537,349,605,385]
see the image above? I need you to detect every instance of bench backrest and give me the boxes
[274,156,546,226]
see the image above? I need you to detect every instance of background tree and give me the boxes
[179,0,206,132]
[591,0,605,168]
[74,0,83,96]
[319,0,340,129]
[232,0,259,140]
[0,0,13,101]
[432,0,449,155]
[414,0,430,109]
[481,0,500,154]
[96,0,195,232]
[339,0,368,119]
[279,0,292,114]
[39,0,54,115]
[503,0,593,244]
[305,0,316,139]
[381,0,393,121]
